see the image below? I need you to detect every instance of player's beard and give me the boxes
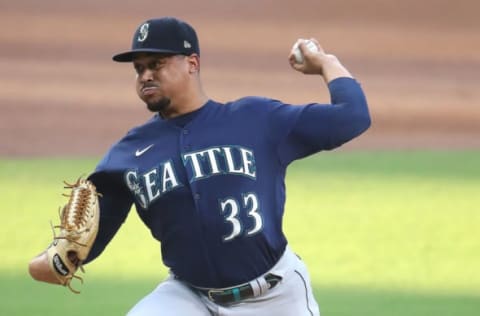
[146,97,171,113]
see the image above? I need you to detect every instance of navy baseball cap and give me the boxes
[112,17,200,62]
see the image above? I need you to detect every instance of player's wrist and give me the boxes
[319,54,340,71]
[320,56,353,83]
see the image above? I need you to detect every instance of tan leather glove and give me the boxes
[46,178,100,293]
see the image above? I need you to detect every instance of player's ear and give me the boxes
[186,54,200,73]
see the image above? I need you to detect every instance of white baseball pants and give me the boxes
[127,246,320,316]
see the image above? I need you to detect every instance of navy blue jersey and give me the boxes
[85,77,370,288]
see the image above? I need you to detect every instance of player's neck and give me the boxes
[160,92,209,119]
[158,76,209,119]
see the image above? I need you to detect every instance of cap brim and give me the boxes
[112,48,182,62]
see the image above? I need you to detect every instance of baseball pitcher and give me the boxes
[29,16,371,316]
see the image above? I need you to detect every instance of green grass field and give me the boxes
[1,151,479,315]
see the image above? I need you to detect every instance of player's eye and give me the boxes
[148,60,163,70]
[134,64,145,75]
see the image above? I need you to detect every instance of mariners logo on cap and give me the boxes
[137,23,149,42]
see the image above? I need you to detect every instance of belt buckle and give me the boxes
[205,275,281,304]
[207,287,241,304]
[207,289,222,302]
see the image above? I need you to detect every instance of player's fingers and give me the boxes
[289,39,302,56]
[309,38,319,46]
[297,41,308,55]
[288,49,300,65]
[298,43,318,66]
[298,41,319,60]
[288,53,297,64]
[288,57,297,69]
[289,59,305,72]
[288,45,304,69]
[309,38,325,53]
[294,38,304,47]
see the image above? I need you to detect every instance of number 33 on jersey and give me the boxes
[124,144,263,242]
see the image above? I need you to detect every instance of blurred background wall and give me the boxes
[1,0,479,156]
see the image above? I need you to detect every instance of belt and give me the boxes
[191,273,282,305]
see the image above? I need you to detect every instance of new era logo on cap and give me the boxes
[113,17,200,62]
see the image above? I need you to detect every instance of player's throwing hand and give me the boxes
[289,38,353,82]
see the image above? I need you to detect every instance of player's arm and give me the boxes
[82,178,133,264]
[276,39,371,162]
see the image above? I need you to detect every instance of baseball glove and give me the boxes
[46,178,101,293]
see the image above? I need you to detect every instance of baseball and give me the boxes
[292,39,318,64]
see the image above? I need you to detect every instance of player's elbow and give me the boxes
[345,97,372,138]
[347,111,371,142]
[327,111,371,150]
[355,110,371,136]
[339,85,372,137]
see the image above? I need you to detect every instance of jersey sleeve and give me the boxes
[83,156,133,264]
[277,77,371,164]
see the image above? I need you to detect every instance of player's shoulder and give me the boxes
[228,96,281,107]
[124,114,159,136]
[223,96,284,113]
[96,115,160,165]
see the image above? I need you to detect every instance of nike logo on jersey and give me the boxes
[135,144,154,157]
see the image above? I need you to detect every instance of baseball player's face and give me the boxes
[133,53,191,114]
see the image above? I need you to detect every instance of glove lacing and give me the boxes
[49,178,101,293]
